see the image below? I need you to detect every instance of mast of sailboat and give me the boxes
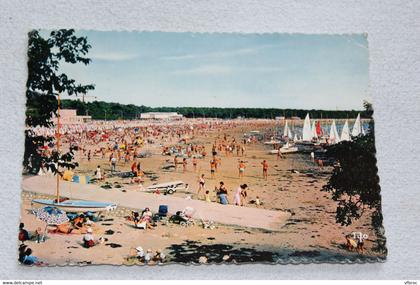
[56,93,61,203]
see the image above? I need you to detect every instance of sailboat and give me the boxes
[340,120,351,141]
[351,113,362,137]
[32,94,117,213]
[283,120,289,138]
[329,120,341,144]
[279,141,299,154]
[311,121,318,140]
[302,113,312,141]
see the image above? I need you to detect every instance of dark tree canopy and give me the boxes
[322,103,386,252]
[24,29,94,173]
[61,99,370,121]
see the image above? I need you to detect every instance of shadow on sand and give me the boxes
[166,240,385,264]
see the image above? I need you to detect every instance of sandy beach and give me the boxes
[19,120,384,265]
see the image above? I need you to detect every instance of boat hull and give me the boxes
[280,147,299,154]
[31,199,117,213]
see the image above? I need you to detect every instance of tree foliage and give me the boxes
[24,29,94,173]
[61,99,371,120]
[322,103,385,250]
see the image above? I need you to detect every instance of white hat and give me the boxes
[136,246,143,252]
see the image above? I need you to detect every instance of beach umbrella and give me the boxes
[34,206,69,225]
[34,206,70,240]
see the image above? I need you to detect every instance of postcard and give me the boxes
[19,30,386,265]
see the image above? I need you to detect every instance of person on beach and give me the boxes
[82,228,95,248]
[34,227,43,243]
[234,184,248,206]
[95,165,102,180]
[240,184,248,205]
[261,160,268,180]
[277,146,283,160]
[22,248,40,265]
[192,157,197,172]
[210,159,216,178]
[174,156,178,172]
[238,161,246,178]
[18,223,30,244]
[216,181,229,205]
[182,158,187,173]
[198,174,205,197]
[110,156,117,173]
[205,190,211,202]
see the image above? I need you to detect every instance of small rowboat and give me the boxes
[32,199,117,213]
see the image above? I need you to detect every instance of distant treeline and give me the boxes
[61,99,372,120]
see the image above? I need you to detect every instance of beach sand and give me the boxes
[19,121,385,264]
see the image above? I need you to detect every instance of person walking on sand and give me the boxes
[261,160,268,180]
[95,165,102,180]
[238,161,246,178]
[110,156,117,173]
[210,159,216,179]
[174,156,178,172]
[233,185,243,206]
[277,146,283,160]
[198,174,206,196]
[192,157,197,172]
[182,158,187,173]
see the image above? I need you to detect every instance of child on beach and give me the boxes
[82,228,95,248]
[205,190,211,202]
[95,165,102,180]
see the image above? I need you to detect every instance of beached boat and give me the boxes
[341,120,351,141]
[329,120,341,144]
[279,142,298,154]
[352,113,362,137]
[31,199,117,213]
[264,140,282,145]
[311,121,318,140]
[145,181,189,195]
[31,93,117,214]
[302,113,312,141]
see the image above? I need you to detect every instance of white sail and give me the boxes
[287,126,292,138]
[293,133,298,142]
[361,124,366,135]
[302,113,312,141]
[352,113,362,137]
[283,120,289,137]
[341,120,351,141]
[329,120,340,144]
[311,121,317,139]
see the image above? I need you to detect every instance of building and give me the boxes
[140,112,183,120]
[54,109,92,125]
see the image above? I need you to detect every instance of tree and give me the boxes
[24,29,94,174]
[322,103,386,252]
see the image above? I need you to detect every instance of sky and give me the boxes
[54,31,370,110]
